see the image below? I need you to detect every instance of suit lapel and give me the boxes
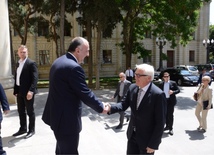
[138,83,152,109]
[133,86,139,111]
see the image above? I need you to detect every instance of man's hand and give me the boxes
[4,110,10,115]
[146,147,155,154]
[102,102,111,114]
[26,91,33,100]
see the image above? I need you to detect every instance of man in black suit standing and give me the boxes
[0,83,10,155]
[13,45,38,139]
[112,72,131,129]
[159,72,180,136]
[108,64,166,154]
[42,37,109,155]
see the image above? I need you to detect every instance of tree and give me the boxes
[77,0,121,89]
[116,0,210,69]
[8,0,44,45]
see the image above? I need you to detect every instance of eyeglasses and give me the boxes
[135,73,148,78]
[119,76,124,78]
[163,76,169,78]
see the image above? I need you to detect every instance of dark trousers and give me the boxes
[0,124,6,155]
[54,131,79,155]
[127,76,133,83]
[16,94,35,132]
[165,99,175,130]
[117,96,130,126]
[127,132,154,155]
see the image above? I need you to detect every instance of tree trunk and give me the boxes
[60,0,65,55]
[86,20,93,87]
[95,26,101,89]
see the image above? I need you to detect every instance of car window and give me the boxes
[180,70,191,75]
[188,66,198,71]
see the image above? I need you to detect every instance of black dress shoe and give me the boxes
[115,124,122,129]
[25,131,35,139]
[12,130,27,137]
[163,127,169,131]
[169,130,174,135]
[125,115,130,122]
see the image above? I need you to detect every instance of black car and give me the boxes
[159,68,199,86]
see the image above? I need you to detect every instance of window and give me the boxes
[189,50,195,62]
[39,50,50,65]
[103,50,112,63]
[145,31,151,38]
[14,29,19,36]
[64,22,71,36]
[14,50,19,62]
[143,50,151,63]
[38,22,49,36]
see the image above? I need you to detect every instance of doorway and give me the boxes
[167,50,174,67]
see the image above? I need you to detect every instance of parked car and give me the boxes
[159,68,199,86]
[194,64,214,79]
[174,65,199,75]
[154,71,160,80]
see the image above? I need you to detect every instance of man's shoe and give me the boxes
[115,124,122,129]
[199,129,206,133]
[12,130,27,137]
[25,131,35,139]
[125,115,130,122]
[163,127,169,131]
[169,130,174,135]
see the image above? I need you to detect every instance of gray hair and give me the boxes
[135,63,154,81]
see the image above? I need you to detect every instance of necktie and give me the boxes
[136,89,144,109]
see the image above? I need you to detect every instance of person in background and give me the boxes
[195,75,212,133]
[159,72,180,136]
[13,45,38,139]
[197,68,212,86]
[125,67,134,83]
[107,63,166,154]
[112,72,131,129]
[42,37,109,155]
[0,83,10,155]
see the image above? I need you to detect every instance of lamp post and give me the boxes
[203,39,214,63]
[156,38,166,71]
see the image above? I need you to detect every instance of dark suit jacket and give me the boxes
[113,80,131,102]
[13,58,38,96]
[159,80,180,104]
[0,83,10,122]
[110,83,167,150]
[42,53,104,135]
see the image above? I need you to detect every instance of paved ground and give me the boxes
[2,84,214,155]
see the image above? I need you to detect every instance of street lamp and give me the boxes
[156,37,166,71]
[203,39,214,63]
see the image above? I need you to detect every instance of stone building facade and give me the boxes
[11,2,211,79]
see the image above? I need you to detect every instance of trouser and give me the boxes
[54,131,79,155]
[165,99,175,130]
[127,132,154,155]
[17,94,35,132]
[0,123,6,155]
[195,103,208,130]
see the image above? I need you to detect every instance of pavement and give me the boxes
[2,85,214,155]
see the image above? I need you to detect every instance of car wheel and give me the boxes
[177,79,182,86]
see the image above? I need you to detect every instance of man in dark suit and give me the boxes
[159,72,180,136]
[42,37,109,155]
[112,72,131,129]
[13,45,38,139]
[0,83,10,155]
[108,64,166,154]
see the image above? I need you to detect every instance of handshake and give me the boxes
[102,102,111,114]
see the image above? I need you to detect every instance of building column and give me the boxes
[0,0,15,103]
